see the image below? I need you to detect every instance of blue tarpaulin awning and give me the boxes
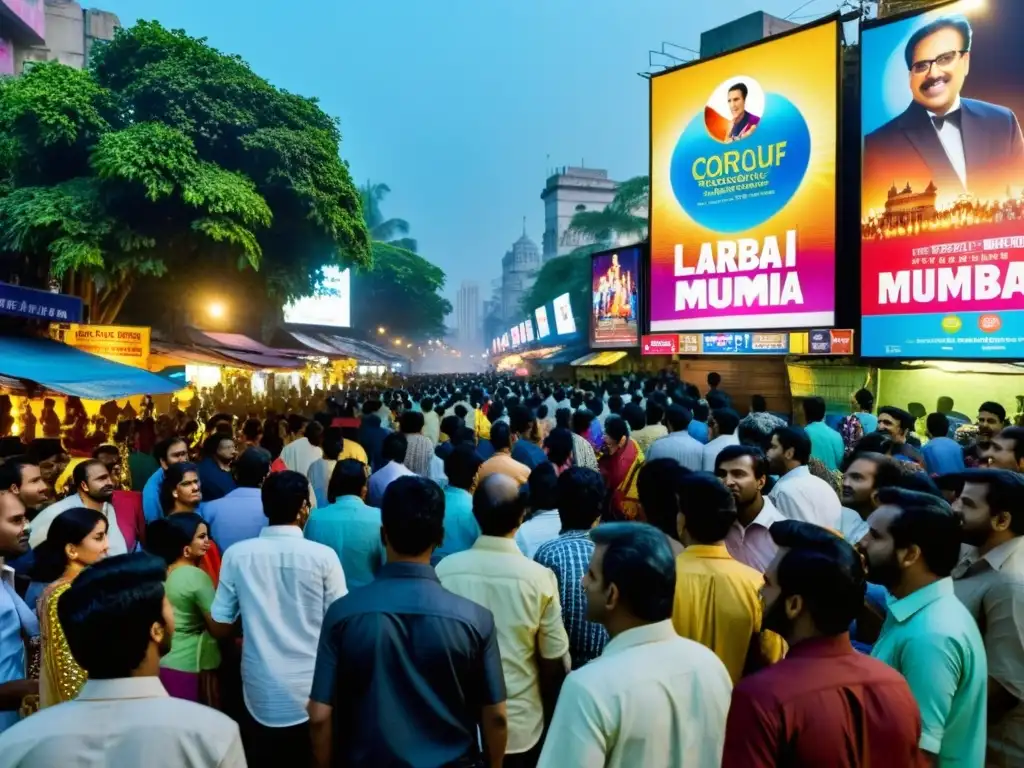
[0,336,180,399]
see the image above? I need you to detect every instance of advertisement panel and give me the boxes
[511,325,521,347]
[50,323,151,369]
[553,293,576,336]
[861,1,1024,358]
[591,246,641,348]
[649,19,838,332]
[642,334,679,355]
[535,306,551,338]
[283,267,351,328]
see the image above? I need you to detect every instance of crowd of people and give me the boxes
[0,371,1021,767]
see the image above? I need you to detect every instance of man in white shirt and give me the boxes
[29,459,128,556]
[0,494,38,734]
[766,426,842,530]
[211,470,346,767]
[538,522,733,768]
[367,433,415,507]
[702,408,741,473]
[0,552,245,767]
[515,463,561,558]
[647,405,704,472]
[280,419,324,474]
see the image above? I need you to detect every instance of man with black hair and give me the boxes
[767,426,842,530]
[142,436,189,523]
[515,463,561,559]
[951,469,1024,763]
[647,404,703,471]
[0,456,49,517]
[204,447,272,552]
[858,488,986,766]
[538,523,732,768]
[723,522,922,767]
[631,402,667,456]
[840,451,904,545]
[510,405,546,471]
[802,396,843,472]
[877,406,923,464]
[0,553,245,766]
[542,427,573,474]
[197,432,237,503]
[983,426,1024,472]
[922,412,965,476]
[534,467,609,670]
[0,493,37,734]
[434,414,465,462]
[211,471,346,765]
[672,472,782,683]
[280,420,324,475]
[717,445,785,572]
[702,408,740,472]
[367,432,415,507]
[30,459,127,556]
[436,445,483,562]
[478,421,531,486]
[306,459,382,589]
[706,371,731,407]
[437,474,570,767]
[308,476,507,768]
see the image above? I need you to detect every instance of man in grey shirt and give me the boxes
[646,405,704,472]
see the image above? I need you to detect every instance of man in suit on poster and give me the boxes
[864,15,1024,197]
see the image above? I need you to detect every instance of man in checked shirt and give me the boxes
[534,467,609,668]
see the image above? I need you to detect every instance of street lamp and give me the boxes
[208,301,227,320]
[377,326,386,335]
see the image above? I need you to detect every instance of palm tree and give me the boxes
[360,181,418,252]
[564,175,649,253]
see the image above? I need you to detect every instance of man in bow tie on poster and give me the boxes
[863,14,1024,198]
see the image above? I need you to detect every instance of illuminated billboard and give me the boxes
[535,306,551,338]
[591,246,641,348]
[861,1,1024,357]
[283,267,351,328]
[649,19,838,332]
[553,292,576,336]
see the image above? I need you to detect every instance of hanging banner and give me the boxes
[50,324,151,370]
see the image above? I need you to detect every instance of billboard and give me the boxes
[283,267,351,328]
[553,292,576,336]
[861,1,1024,358]
[50,324,151,369]
[591,246,641,348]
[649,19,838,332]
[511,325,521,347]
[535,306,551,338]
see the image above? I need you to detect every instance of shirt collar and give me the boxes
[376,562,440,583]
[777,465,810,483]
[601,619,677,657]
[259,525,303,539]
[472,535,524,555]
[558,529,592,541]
[981,537,1024,571]
[747,496,785,529]
[928,96,961,120]
[785,633,856,659]
[76,676,169,702]
[888,577,954,624]
[0,562,13,590]
[531,509,559,520]
[679,543,733,560]
[228,487,261,498]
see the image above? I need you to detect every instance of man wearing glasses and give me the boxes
[864,14,1023,197]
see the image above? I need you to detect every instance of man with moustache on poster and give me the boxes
[864,15,1024,197]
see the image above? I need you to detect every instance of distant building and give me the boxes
[540,166,618,261]
[699,11,796,58]
[2,0,120,75]
[501,226,541,324]
[882,181,938,230]
[455,280,481,351]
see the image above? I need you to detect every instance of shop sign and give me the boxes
[0,282,83,322]
[641,334,679,356]
[808,329,854,355]
[50,323,151,369]
[701,332,790,355]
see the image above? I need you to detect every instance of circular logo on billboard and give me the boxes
[978,314,1002,334]
[670,76,811,233]
[940,315,963,334]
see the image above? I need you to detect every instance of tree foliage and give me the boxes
[0,21,369,324]
[521,175,649,327]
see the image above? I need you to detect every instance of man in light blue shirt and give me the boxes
[803,396,844,472]
[204,447,271,552]
[367,433,415,508]
[859,487,987,766]
[921,413,965,477]
[0,495,38,733]
[435,445,482,563]
[647,405,704,472]
[305,458,383,589]
[142,436,190,523]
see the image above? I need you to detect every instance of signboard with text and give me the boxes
[50,323,151,369]
[0,282,82,323]
[641,334,680,355]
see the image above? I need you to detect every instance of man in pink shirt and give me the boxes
[716,445,785,572]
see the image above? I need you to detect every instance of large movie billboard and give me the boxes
[591,246,641,349]
[861,0,1024,358]
[649,19,838,332]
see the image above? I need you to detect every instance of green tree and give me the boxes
[0,21,370,324]
[520,175,649,326]
[360,181,417,253]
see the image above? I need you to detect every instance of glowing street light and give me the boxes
[377,326,386,335]
[208,301,227,320]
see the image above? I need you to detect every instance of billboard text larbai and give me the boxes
[860,1,1024,358]
[649,19,838,332]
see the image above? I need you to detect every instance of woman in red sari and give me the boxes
[159,462,222,587]
[598,415,645,521]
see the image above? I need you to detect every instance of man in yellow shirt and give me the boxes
[477,422,531,487]
[672,472,783,682]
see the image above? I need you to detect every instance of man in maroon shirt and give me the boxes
[722,520,924,767]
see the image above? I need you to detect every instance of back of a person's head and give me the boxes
[712,408,740,436]
[636,459,688,540]
[445,444,482,491]
[304,420,325,447]
[473,474,527,536]
[876,487,959,578]
[145,513,205,566]
[399,410,425,435]
[261,470,309,526]
[242,418,263,442]
[801,396,827,424]
[327,459,368,503]
[382,431,409,464]
[926,412,949,438]
[381,476,444,555]
[556,466,605,531]
[571,409,594,435]
[287,414,308,436]
[707,372,722,388]
[440,415,463,439]
[607,395,624,415]
[751,394,768,413]
[770,520,867,635]
[509,405,535,436]
[622,403,646,432]
[664,404,692,432]
[772,425,812,466]
[590,522,676,622]
[853,388,875,411]
[555,407,572,430]
[527,462,559,512]
[677,471,737,544]
[57,553,168,679]
[320,427,344,461]
[544,427,574,467]
[490,421,513,452]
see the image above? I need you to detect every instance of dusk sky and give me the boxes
[83,0,839,305]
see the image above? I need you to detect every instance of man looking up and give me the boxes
[716,445,785,573]
[766,426,842,530]
[982,426,1024,472]
[30,459,127,556]
[859,488,986,766]
[951,469,1024,764]
[723,522,922,767]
